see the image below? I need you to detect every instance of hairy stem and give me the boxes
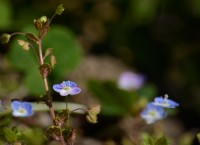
[38,38,67,145]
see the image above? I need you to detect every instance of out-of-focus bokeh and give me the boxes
[1,0,200,145]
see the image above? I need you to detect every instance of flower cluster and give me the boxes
[140,94,179,124]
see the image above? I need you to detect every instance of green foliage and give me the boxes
[131,0,159,23]
[0,127,22,143]
[22,128,45,145]
[141,133,169,145]
[88,80,136,116]
[7,25,82,95]
[0,0,12,29]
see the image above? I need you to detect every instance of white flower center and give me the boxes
[18,107,27,114]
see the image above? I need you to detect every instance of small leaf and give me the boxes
[43,48,53,59]
[25,33,38,44]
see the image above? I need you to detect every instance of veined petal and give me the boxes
[68,87,81,95]
[53,84,64,92]
[65,81,77,87]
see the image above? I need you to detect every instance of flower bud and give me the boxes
[0,33,11,44]
[39,63,51,78]
[40,16,47,23]
[88,104,101,115]
[56,4,65,15]
[86,113,98,124]
[50,55,56,68]
[17,40,30,51]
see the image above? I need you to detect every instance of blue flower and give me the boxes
[53,81,81,96]
[140,103,166,124]
[118,71,145,90]
[11,101,33,117]
[152,94,179,108]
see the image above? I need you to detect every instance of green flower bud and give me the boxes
[17,40,30,51]
[86,113,98,124]
[50,55,56,68]
[88,104,101,115]
[40,16,47,23]
[86,104,101,124]
[0,33,11,44]
[56,4,65,15]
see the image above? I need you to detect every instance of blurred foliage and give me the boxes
[88,80,157,116]
[0,1,12,29]
[141,133,169,145]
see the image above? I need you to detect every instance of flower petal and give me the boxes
[53,84,64,92]
[68,87,81,95]
[65,81,77,87]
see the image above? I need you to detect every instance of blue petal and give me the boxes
[53,84,64,92]
[11,101,21,110]
[68,87,81,95]
[22,102,33,116]
[65,81,77,87]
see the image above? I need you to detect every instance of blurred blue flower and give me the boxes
[118,71,145,90]
[140,103,166,124]
[152,94,179,108]
[11,101,33,117]
[53,81,81,96]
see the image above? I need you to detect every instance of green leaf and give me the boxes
[88,80,136,116]
[43,25,82,78]
[141,133,155,145]
[3,128,17,143]
[0,1,12,29]
[155,136,169,145]
[23,67,44,95]
[23,128,45,145]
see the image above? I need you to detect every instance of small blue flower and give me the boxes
[11,101,33,117]
[140,103,166,124]
[53,81,81,96]
[152,94,179,108]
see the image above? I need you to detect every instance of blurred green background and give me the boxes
[1,0,200,144]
